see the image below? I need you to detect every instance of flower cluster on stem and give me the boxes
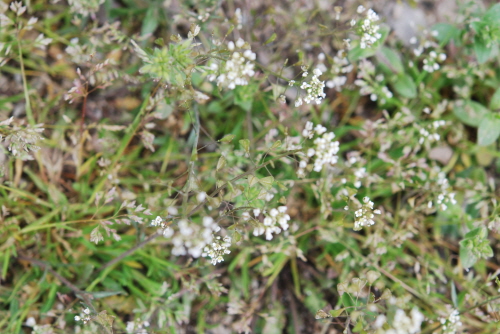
[297,122,339,177]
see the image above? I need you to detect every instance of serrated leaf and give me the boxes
[478,113,500,146]
[264,33,277,45]
[239,139,250,153]
[258,176,274,190]
[484,3,500,22]
[248,175,259,187]
[219,134,236,143]
[216,155,227,171]
[394,74,417,98]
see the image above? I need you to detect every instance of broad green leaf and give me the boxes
[484,3,500,22]
[432,23,458,45]
[348,46,376,62]
[379,47,404,73]
[248,175,259,187]
[459,245,477,268]
[394,74,417,98]
[478,113,500,146]
[258,176,274,190]
[473,35,493,64]
[453,100,489,127]
[489,87,500,110]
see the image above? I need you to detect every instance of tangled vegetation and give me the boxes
[1,0,500,333]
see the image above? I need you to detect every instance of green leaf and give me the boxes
[459,245,477,268]
[88,290,126,299]
[348,46,376,62]
[329,308,345,317]
[453,100,489,127]
[473,35,493,64]
[258,176,274,190]
[393,74,417,98]
[478,113,500,146]
[432,23,458,45]
[484,3,500,22]
[464,227,483,239]
[489,87,500,110]
[378,47,404,73]
[239,139,250,153]
[219,134,235,143]
[141,7,159,36]
[248,175,259,187]
[451,281,458,308]
[341,292,354,307]
[264,33,277,45]
[216,155,227,171]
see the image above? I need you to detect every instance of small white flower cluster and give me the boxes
[410,32,446,73]
[326,45,353,91]
[416,120,446,144]
[374,308,424,334]
[74,307,91,324]
[68,0,105,18]
[207,38,256,90]
[440,309,462,334]
[151,215,222,258]
[355,60,393,103]
[297,122,339,176]
[234,8,243,30]
[295,68,326,106]
[352,6,382,49]
[434,171,457,211]
[243,206,290,240]
[202,235,232,265]
[351,196,381,231]
[126,319,150,334]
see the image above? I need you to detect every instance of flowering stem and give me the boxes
[17,38,35,126]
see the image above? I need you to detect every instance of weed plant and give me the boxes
[0,0,500,333]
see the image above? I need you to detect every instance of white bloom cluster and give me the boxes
[126,320,150,334]
[375,308,424,334]
[326,46,353,91]
[74,307,91,324]
[352,6,382,49]
[353,196,381,231]
[202,235,232,265]
[434,171,457,211]
[411,32,446,73]
[416,120,446,144]
[207,38,256,90]
[295,68,326,106]
[440,309,462,334]
[355,60,393,104]
[243,207,290,240]
[298,122,339,176]
[151,216,222,258]
[68,0,105,18]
